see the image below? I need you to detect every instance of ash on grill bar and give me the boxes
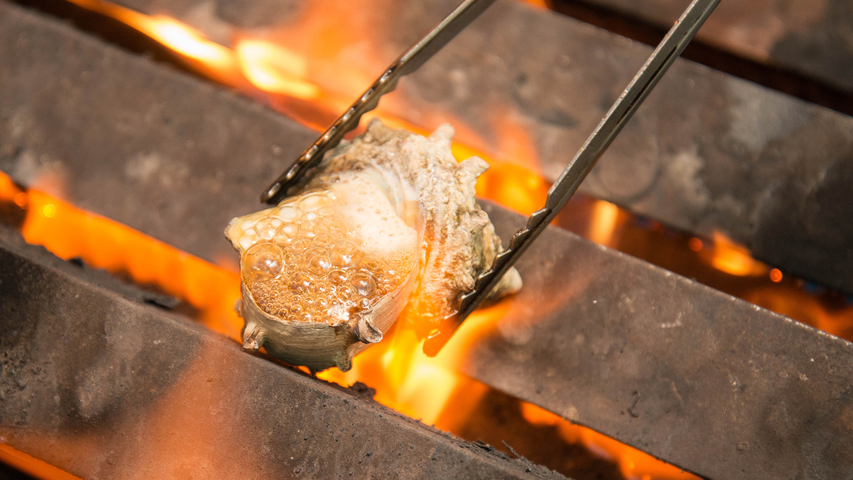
[1,0,852,479]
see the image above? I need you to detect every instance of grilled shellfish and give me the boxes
[225,119,521,372]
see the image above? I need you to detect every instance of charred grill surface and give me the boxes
[0,1,315,265]
[470,204,853,480]
[45,0,853,295]
[1,1,853,479]
[0,225,560,480]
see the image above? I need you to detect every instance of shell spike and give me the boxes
[353,316,384,344]
[242,323,265,352]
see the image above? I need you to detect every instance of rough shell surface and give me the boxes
[225,119,522,372]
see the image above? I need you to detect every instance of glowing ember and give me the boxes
[769,268,783,283]
[687,237,703,252]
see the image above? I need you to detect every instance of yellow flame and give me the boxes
[0,2,778,478]
[235,40,321,99]
[67,0,555,221]
[588,200,620,247]
[706,231,768,277]
[148,18,233,67]
[318,303,510,425]
[17,186,243,339]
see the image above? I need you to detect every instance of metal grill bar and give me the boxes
[461,204,853,480]
[0,223,558,480]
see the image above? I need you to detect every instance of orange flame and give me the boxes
[0,173,21,204]
[0,172,692,480]
[5,1,851,479]
[519,403,698,480]
[66,0,551,216]
[747,285,853,340]
[703,231,768,277]
[476,112,550,215]
[235,40,321,100]
[0,444,82,480]
[67,0,242,86]
[588,200,622,247]
[1,176,243,339]
[318,301,511,425]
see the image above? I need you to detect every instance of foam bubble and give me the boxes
[235,175,418,325]
[242,243,283,282]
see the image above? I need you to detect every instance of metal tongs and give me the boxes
[261,0,721,354]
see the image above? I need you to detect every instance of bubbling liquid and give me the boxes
[231,181,417,326]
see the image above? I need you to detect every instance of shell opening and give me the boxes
[229,174,419,328]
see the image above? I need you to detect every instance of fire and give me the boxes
[0,175,694,480]
[703,231,768,277]
[67,0,548,215]
[318,301,512,425]
[67,0,242,87]
[4,1,852,479]
[0,444,82,480]
[0,174,20,204]
[519,403,697,480]
[476,162,549,215]
[588,200,623,247]
[477,111,551,215]
[145,19,231,67]
[1,174,243,339]
[235,40,321,100]
[747,284,853,340]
